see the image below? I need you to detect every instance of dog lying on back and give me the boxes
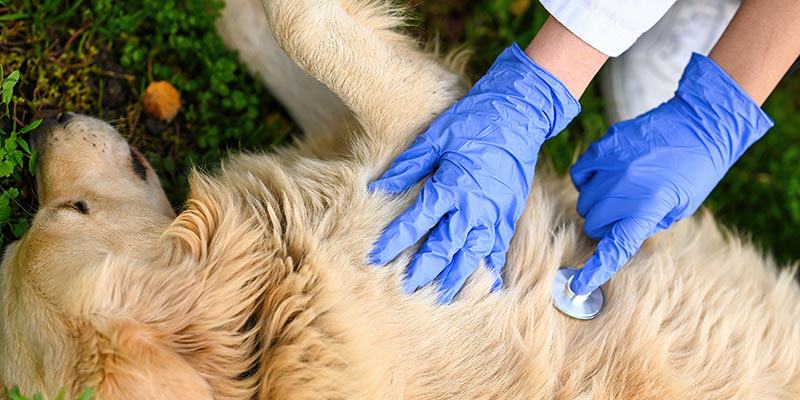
[1,0,799,398]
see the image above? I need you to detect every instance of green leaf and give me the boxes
[12,218,30,238]
[1,70,20,105]
[5,187,19,198]
[0,202,10,226]
[0,161,15,178]
[29,151,38,175]
[19,119,42,135]
[5,137,18,151]
[0,12,29,21]
[76,387,94,400]
[6,70,20,84]
[16,137,31,155]
[54,389,66,400]
[6,386,27,400]
[1,86,12,105]
[31,392,42,400]
[10,149,24,167]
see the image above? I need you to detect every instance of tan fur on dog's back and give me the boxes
[2,0,799,398]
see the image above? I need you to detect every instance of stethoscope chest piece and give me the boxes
[551,267,605,320]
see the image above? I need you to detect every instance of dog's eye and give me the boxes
[130,148,148,181]
[61,201,90,215]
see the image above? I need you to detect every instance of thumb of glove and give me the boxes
[369,135,439,194]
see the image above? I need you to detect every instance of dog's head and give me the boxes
[3,114,175,304]
[0,114,233,398]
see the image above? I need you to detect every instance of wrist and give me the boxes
[707,0,800,106]
[524,16,608,99]
[464,43,581,142]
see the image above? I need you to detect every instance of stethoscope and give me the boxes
[551,267,605,319]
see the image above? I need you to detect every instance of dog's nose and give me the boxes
[29,117,60,153]
[29,112,74,152]
[57,111,72,124]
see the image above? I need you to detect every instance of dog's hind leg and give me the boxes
[217,0,355,151]
[261,0,469,173]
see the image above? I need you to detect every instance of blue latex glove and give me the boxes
[369,43,580,302]
[569,53,774,296]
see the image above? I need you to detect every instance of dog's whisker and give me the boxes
[6,192,36,219]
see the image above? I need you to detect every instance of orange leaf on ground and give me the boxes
[142,81,181,123]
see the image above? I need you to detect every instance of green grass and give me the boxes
[0,0,798,269]
[6,386,93,400]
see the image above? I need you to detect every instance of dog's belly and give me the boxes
[306,162,800,399]
[213,0,800,396]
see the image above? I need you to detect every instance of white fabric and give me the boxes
[539,0,677,57]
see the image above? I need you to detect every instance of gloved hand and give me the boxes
[369,43,580,302]
[569,53,774,296]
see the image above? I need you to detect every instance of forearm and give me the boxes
[524,16,608,99]
[708,0,800,106]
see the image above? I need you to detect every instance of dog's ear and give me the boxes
[93,319,213,399]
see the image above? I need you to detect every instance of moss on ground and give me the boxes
[0,0,293,223]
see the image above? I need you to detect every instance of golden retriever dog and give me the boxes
[2,0,799,398]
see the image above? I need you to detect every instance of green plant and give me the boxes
[0,67,39,243]
[6,386,93,400]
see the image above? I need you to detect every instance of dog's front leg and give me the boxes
[261,0,467,171]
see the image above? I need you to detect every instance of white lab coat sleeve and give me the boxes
[539,0,677,57]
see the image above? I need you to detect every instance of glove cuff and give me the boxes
[466,43,581,142]
[675,53,774,163]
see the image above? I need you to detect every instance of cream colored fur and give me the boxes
[1,0,799,398]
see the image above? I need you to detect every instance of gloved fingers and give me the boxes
[489,270,503,292]
[575,172,617,218]
[570,217,657,295]
[486,243,506,292]
[486,220,513,271]
[369,179,454,265]
[401,212,470,294]
[435,226,493,303]
[486,248,504,292]
[369,136,439,194]
[487,248,507,272]
[582,196,667,240]
[655,216,676,234]
[569,141,604,190]
[570,165,596,193]
[437,264,475,303]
